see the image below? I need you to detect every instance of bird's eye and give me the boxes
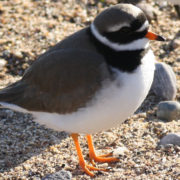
[120,26,131,33]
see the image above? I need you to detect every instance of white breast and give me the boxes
[0,50,155,134]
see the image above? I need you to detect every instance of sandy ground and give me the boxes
[0,0,180,179]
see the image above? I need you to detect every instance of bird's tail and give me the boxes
[0,81,26,107]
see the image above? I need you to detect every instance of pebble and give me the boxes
[158,133,180,146]
[4,109,14,118]
[137,2,157,22]
[2,50,10,58]
[120,0,157,22]
[41,170,72,180]
[160,0,180,5]
[157,101,180,121]
[150,62,177,100]
[171,39,180,49]
[0,58,7,71]
[157,1,168,8]
[157,0,180,17]
[14,51,23,59]
[113,146,129,157]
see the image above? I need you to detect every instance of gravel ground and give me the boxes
[0,0,180,179]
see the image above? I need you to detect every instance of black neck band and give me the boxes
[88,27,149,73]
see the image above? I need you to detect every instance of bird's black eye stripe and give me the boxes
[119,26,132,33]
[101,13,148,44]
[102,27,132,40]
[102,29,148,44]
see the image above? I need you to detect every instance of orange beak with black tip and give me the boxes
[145,31,165,41]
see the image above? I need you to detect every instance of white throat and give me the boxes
[90,23,149,51]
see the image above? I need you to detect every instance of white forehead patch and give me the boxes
[107,22,130,32]
[125,4,144,17]
[136,21,149,32]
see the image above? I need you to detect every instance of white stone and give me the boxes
[0,58,7,70]
[113,146,129,157]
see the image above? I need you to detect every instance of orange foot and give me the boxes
[71,133,119,177]
[86,134,119,165]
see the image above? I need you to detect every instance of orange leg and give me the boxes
[71,134,108,177]
[86,134,119,164]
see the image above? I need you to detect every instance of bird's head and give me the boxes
[90,4,165,51]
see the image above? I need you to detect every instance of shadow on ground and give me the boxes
[0,109,68,173]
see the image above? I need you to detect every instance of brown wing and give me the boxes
[0,49,110,114]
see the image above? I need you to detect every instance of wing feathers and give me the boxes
[0,49,110,114]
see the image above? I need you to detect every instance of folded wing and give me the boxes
[0,49,110,114]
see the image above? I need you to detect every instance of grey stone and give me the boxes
[158,133,180,146]
[150,62,177,100]
[162,0,180,5]
[120,0,157,22]
[5,109,14,118]
[157,101,180,121]
[157,0,180,17]
[137,3,157,22]
[42,170,72,180]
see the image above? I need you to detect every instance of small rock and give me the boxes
[157,101,180,121]
[157,0,180,17]
[0,58,7,70]
[158,133,180,146]
[14,51,23,59]
[23,164,31,170]
[171,39,180,49]
[177,58,180,62]
[150,62,177,100]
[158,1,168,8]
[2,50,10,58]
[137,2,157,22]
[113,146,129,157]
[162,0,180,5]
[42,170,72,180]
[5,109,14,118]
[120,0,157,22]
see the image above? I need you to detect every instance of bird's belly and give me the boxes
[33,50,155,134]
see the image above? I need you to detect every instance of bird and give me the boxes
[0,4,165,177]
